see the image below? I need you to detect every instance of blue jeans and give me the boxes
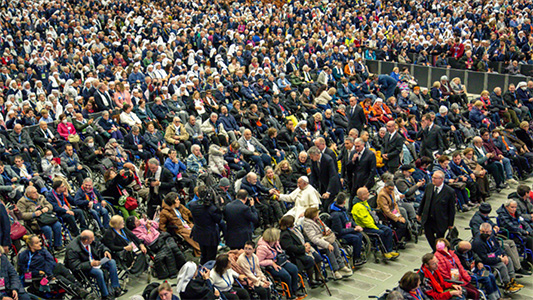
[500,157,513,179]
[267,261,299,294]
[90,203,110,229]
[89,259,120,297]
[363,224,394,252]
[41,221,62,247]
[341,232,362,259]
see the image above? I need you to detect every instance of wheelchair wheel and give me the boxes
[35,145,45,158]
[92,170,106,191]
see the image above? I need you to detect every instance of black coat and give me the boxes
[417,183,456,233]
[280,228,309,271]
[417,124,447,158]
[223,200,258,249]
[189,201,222,246]
[382,132,404,170]
[310,153,341,197]
[347,105,367,132]
[346,148,376,194]
[65,236,110,272]
[145,167,176,195]
[124,132,148,152]
[102,227,143,253]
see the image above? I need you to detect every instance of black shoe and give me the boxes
[309,280,322,289]
[397,242,406,250]
[352,258,366,267]
[54,246,65,252]
[295,290,306,297]
[515,274,523,279]
[114,287,127,298]
[102,295,115,300]
[517,268,532,275]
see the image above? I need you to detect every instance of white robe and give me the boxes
[280,184,321,220]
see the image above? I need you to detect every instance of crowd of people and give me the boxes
[2,0,533,298]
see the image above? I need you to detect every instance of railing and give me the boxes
[365,59,533,95]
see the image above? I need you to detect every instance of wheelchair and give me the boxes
[496,217,533,272]
[262,267,307,300]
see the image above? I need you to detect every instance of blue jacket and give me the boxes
[469,107,486,128]
[240,177,269,200]
[469,211,496,236]
[18,248,56,277]
[128,72,145,85]
[329,203,357,236]
[219,113,239,132]
[152,103,171,120]
[0,254,24,293]
[164,157,186,176]
[45,190,75,216]
[73,187,104,209]
[472,232,504,266]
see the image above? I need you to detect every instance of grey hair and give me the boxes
[504,199,517,207]
[307,146,320,156]
[480,222,492,231]
[354,138,364,145]
[148,158,160,166]
[345,137,354,144]
[132,125,140,132]
[83,178,93,184]
[191,144,201,152]
[433,170,445,179]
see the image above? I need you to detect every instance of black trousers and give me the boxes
[221,287,250,300]
[424,220,447,252]
[199,244,218,265]
[389,219,408,241]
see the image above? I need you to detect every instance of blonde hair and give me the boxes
[262,228,280,243]
[109,215,124,229]
[274,160,292,175]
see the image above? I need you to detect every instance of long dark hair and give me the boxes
[214,254,230,276]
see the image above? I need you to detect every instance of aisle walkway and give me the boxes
[121,182,533,299]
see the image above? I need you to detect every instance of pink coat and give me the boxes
[131,219,160,245]
[256,237,283,267]
[57,122,77,140]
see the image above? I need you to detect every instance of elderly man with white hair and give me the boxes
[279,176,321,220]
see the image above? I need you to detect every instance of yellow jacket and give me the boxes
[351,199,379,230]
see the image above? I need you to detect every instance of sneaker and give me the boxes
[511,278,524,289]
[339,266,353,276]
[507,179,519,185]
[352,258,366,267]
[333,271,343,280]
[461,205,471,212]
[504,282,521,294]
[383,253,394,260]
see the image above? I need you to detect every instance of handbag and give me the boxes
[68,134,81,143]
[323,232,336,244]
[448,181,466,189]
[10,221,27,240]
[37,212,58,226]
[117,186,138,210]
[275,252,289,266]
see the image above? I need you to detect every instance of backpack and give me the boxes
[142,282,160,300]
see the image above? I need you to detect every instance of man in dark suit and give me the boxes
[314,137,337,171]
[382,121,404,174]
[9,124,41,162]
[224,189,259,250]
[347,137,376,200]
[417,113,447,159]
[145,158,176,217]
[123,125,151,161]
[417,170,456,251]
[347,96,367,132]
[34,121,67,156]
[65,230,123,300]
[308,146,341,209]
[93,83,115,113]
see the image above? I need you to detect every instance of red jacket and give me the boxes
[419,265,454,300]
[434,249,471,286]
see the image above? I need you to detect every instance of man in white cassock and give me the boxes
[279,176,321,220]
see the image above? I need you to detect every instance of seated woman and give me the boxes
[18,235,90,298]
[210,254,250,300]
[392,271,429,300]
[159,192,201,256]
[102,215,148,276]
[279,215,322,289]
[176,262,217,300]
[103,168,139,218]
[301,207,352,280]
[156,281,179,300]
[274,160,298,192]
[235,241,271,300]
[256,228,303,299]
[0,246,31,300]
[434,238,480,300]
[126,216,186,278]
